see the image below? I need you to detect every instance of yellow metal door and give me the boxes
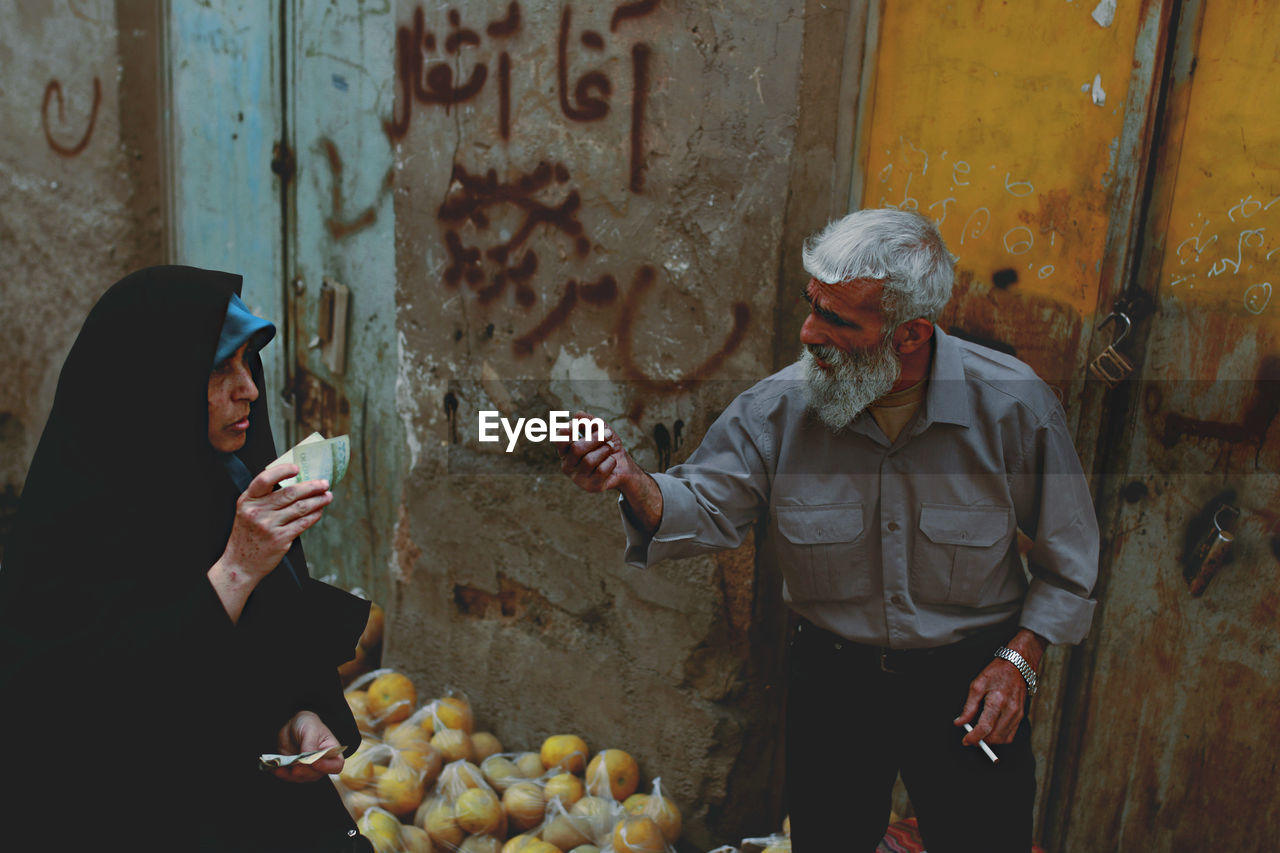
[1048,1,1280,848]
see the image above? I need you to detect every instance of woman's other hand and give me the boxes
[272,710,344,783]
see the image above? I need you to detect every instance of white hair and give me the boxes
[802,207,955,327]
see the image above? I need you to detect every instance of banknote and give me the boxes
[258,744,346,770]
[271,432,350,489]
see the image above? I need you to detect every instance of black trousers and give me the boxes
[785,619,1036,853]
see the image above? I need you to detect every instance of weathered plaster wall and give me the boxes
[0,0,163,555]
[385,1,837,845]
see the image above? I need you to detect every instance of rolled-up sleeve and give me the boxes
[621,397,771,569]
[1014,407,1099,645]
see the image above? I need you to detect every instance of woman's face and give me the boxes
[207,342,259,452]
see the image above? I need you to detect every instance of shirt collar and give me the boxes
[919,326,972,429]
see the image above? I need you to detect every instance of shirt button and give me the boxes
[891,594,905,606]
[887,522,900,532]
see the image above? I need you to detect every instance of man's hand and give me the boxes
[223,464,332,583]
[553,411,664,534]
[955,629,1048,746]
[272,710,344,783]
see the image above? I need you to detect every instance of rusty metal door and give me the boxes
[165,0,287,426]
[1044,1,1280,849]
[848,0,1177,839]
[283,1,400,600]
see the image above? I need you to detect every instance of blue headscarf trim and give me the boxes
[214,292,276,367]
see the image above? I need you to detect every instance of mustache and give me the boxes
[805,343,845,362]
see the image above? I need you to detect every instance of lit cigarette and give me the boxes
[964,723,999,764]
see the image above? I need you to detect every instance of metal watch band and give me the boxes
[994,646,1038,696]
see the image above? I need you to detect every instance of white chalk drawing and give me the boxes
[1004,226,1035,255]
[1228,195,1262,222]
[1244,282,1272,314]
[1005,173,1035,197]
[929,197,956,225]
[1206,228,1265,278]
[961,207,991,245]
[871,138,1065,283]
[1169,197,1279,312]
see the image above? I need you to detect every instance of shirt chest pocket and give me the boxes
[911,503,1014,606]
[773,503,871,603]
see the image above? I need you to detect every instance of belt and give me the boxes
[794,618,1016,674]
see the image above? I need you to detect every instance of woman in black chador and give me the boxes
[1,266,372,851]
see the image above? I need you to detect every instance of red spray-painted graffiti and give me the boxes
[439,160,589,307]
[615,265,751,419]
[321,137,395,241]
[437,157,749,386]
[42,77,101,157]
[386,2,657,192]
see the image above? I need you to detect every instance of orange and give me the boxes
[541,813,593,850]
[503,837,556,853]
[460,836,503,853]
[438,759,486,800]
[376,759,427,817]
[401,746,444,786]
[431,728,475,763]
[345,690,376,735]
[338,643,368,682]
[481,754,521,792]
[400,825,432,853]
[515,751,545,778]
[611,815,666,853]
[341,789,380,820]
[472,730,503,761]
[456,787,503,834]
[585,749,640,801]
[340,740,390,791]
[423,799,464,849]
[366,671,417,725]
[360,601,385,648]
[540,734,588,774]
[357,807,401,853]
[385,719,432,752]
[642,794,681,843]
[502,781,546,832]
[434,695,475,733]
[544,772,584,806]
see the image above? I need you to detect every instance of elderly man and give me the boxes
[556,208,1098,851]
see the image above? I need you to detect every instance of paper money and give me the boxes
[258,744,346,770]
[271,432,350,489]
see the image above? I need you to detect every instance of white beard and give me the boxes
[800,339,901,431]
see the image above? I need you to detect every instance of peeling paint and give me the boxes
[1091,73,1107,106]
[1091,0,1117,28]
[395,330,423,471]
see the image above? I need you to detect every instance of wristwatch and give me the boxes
[994,646,1038,696]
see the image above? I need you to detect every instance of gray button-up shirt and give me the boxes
[622,328,1098,648]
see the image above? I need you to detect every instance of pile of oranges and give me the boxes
[335,667,683,853]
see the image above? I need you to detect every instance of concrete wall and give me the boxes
[386,1,848,845]
[0,0,163,555]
